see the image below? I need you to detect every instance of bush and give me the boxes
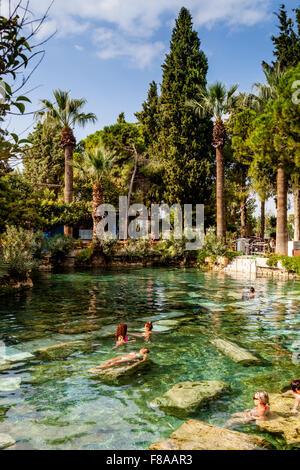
[226,250,241,262]
[48,235,74,265]
[197,233,240,266]
[98,237,118,257]
[75,247,93,264]
[203,232,228,257]
[0,226,38,280]
[267,254,300,275]
[31,231,47,261]
[121,239,151,260]
[197,249,208,265]
[266,254,280,267]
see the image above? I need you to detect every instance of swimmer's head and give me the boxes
[116,323,127,339]
[145,321,153,331]
[291,379,300,393]
[250,287,255,294]
[253,390,269,405]
[140,349,150,355]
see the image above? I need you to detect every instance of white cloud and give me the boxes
[93,27,164,68]
[2,0,271,67]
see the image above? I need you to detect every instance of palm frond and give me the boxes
[35,90,97,130]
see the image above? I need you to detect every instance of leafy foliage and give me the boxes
[23,122,65,185]
[47,235,74,265]
[0,226,42,280]
[0,1,51,163]
[75,247,93,264]
[157,7,214,206]
[203,231,228,257]
[267,254,300,275]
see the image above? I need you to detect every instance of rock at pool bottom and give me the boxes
[88,358,152,384]
[0,434,16,450]
[151,381,230,418]
[0,377,21,391]
[255,394,300,448]
[35,341,86,360]
[210,338,263,366]
[149,420,273,450]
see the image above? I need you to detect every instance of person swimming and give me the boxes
[281,379,300,414]
[248,287,255,298]
[94,349,150,370]
[225,390,270,427]
[115,323,136,347]
[246,390,270,419]
[144,321,153,341]
[130,321,154,342]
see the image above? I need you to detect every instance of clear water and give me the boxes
[0,267,299,450]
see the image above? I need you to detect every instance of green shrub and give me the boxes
[98,237,118,257]
[203,232,228,257]
[266,254,280,267]
[121,239,150,260]
[31,231,47,261]
[197,249,208,265]
[75,247,93,264]
[0,226,38,280]
[48,235,74,265]
[226,250,241,262]
[197,233,240,266]
[267,254,300,275]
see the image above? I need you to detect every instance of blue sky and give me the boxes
[4,0,298,142]
[2,0,299,215]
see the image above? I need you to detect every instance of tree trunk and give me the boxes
[275,167,288,255]
[61,126,76,238]
[293,185,300,241]
[230,208,236,225]
[92,182,104,241]
[240,199,247,238]
[240,166,247,238]
[124,146,139,240]
[216,146,226,238]
[64,144,74,237]
[260,200,265,240]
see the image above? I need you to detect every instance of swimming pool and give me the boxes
[0,267,299,449]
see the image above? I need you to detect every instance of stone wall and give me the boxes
[224,256,300,279]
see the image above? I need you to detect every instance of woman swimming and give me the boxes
[115,323,136,347]
[144,321,153,341]
[94,349,150,370]
[225,390,270,427]
[130,321,154,342]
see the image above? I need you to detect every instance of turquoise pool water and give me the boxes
[0,267,299,450]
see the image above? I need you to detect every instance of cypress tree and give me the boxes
[157,7,213,205]
[23,122,65,187]
[135,81,160,150]
[263,4,300,72]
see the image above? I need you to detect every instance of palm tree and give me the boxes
[252,65,285,112]
[36,90,97,237]
[187,82,239,238]
[253,66,290,254]
[72,147,115,241]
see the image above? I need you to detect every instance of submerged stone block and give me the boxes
[0,377,21,391]
[149,420,273,450]
[0,434,16,450]
[35,341,86,360]
[210,338,263,366]
[88,358,152,384]
[151,381,230,418]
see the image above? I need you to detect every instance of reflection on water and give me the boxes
[0,267,299,449]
